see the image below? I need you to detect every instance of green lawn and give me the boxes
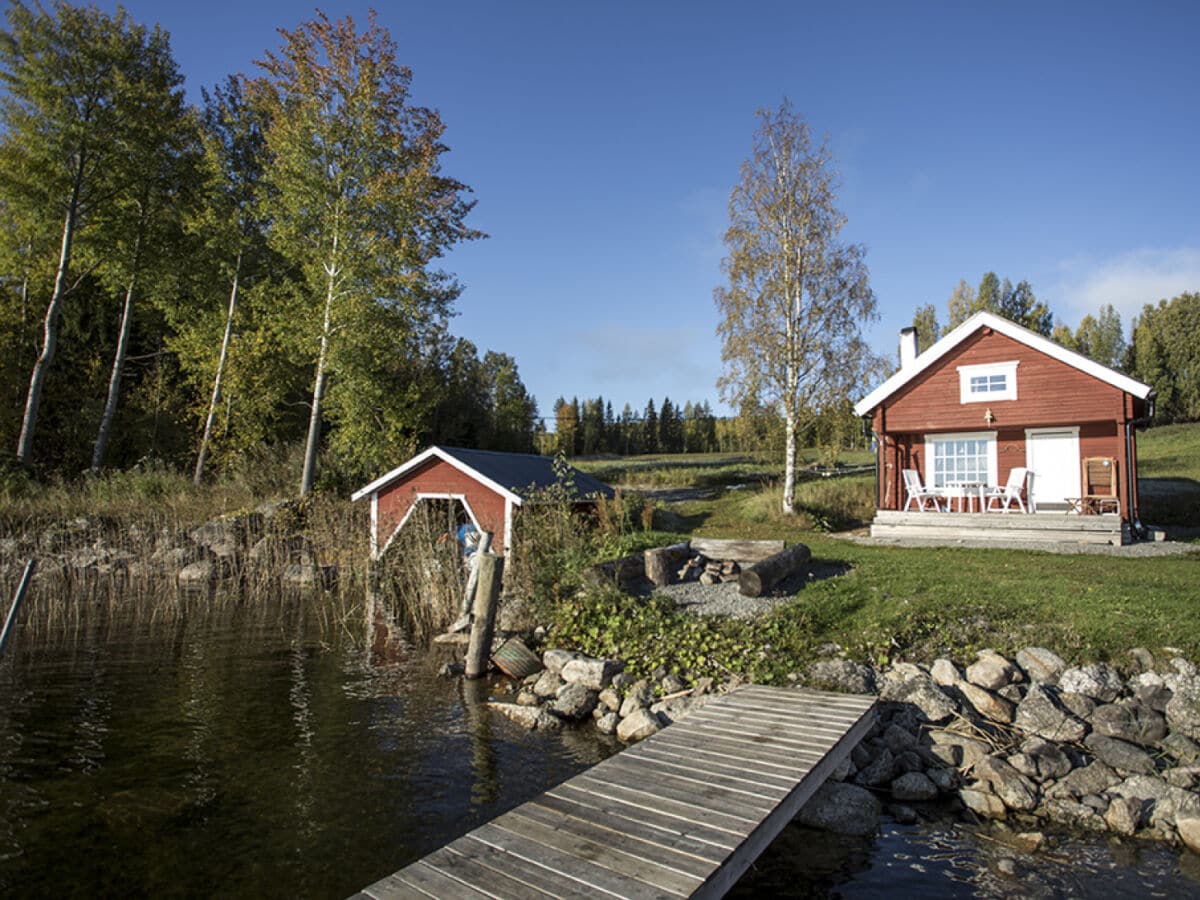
[1137,422,1200,527]
[558,425,1200,681]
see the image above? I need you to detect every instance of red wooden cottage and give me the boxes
[352,446,615,560]
[854,311,1156,536]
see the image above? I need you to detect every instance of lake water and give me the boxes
[1,600,1198,898]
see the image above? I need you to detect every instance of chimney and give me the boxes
[899,327,918,369]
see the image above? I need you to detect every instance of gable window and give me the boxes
[924,432,998,487]
[958,361,1018,403]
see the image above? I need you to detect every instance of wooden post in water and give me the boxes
[459,532,493,618]
[465,553,503,679]
[0,559,35,660]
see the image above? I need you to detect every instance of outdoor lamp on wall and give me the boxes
[984,407,995,426]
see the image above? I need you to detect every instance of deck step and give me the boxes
[870,510,1128,545]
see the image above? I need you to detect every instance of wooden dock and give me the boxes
[354,685,875,899]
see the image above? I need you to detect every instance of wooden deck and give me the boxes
[354,685,876,900]
[870,509,1129,546]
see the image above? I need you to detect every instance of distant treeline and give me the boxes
[543,396,867,460]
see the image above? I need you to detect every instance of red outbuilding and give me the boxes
[854,311,1155,538]
[352,446,615,559]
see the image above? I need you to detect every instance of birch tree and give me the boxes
[715,101,877,514]
[0,2,173,465]
[90,35,194,472]
[189,77,269,483]
[251,12,481,497]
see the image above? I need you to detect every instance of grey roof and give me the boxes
[440,447,615,500]
[351,445,614,503]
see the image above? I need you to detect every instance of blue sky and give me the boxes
[106,1,1200,419]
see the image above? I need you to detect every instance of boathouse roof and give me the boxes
[351,445,615,505]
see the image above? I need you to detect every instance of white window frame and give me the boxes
[924,431,998,488]
[957,361,1018,403]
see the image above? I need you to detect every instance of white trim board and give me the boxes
[351,445,525,506]
[855,311,1153,416]
[375,492,484,560]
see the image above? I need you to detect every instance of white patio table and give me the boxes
[944,481,987,513]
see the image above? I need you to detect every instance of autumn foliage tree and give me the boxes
[251,11,482,496]
[0,1,183,465]
[715,101,877,514]
[0,3,534,482]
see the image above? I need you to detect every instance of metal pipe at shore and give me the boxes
[0,559,36,660]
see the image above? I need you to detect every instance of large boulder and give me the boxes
[1176,815,1200,854]
[966,651,1018,691]
[1009,737,1072,782]
[1165,679,1200,742]
[960,788,1007,819]
[1014,683,1088,743]
[533,670,565,700]
[930,658,962,687]
[926,729,991,769]
[807,659,876,695]
[542,649,585,674]
[650,694,704,726]
[488,702,560,731]
[1047,761,1121,800]
[795,782,881,835]
[972,756,1038,811]
[891,772,938,802]
[1083,733,1156,775]
[1015,647,1067,685]
[1092,701,1167,747]
[551,683,598,721]
[178,559,215,589]
[1059,663,1123,703]
[616,708,662,743]
[618,680,654,718]
[561,655,623,691]
[879,676,958,724]
[1111,774,1200,829]
[957,682,1016,724]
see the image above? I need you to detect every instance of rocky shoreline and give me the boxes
[0,504,343,592]
[486,643,1200,854]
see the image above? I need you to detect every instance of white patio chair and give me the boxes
[985,467,1030,513]
[902,468,944,512]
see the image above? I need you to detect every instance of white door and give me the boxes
[1025,428,1080,511]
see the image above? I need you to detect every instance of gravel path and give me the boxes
[643,562,851,620]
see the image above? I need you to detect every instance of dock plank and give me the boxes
[531,793,729,864]
[356,687,875,899]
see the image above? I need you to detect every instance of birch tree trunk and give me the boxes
[299,233,339,498]
[91,232,142,472]
[193,249,242,484]
[783,409,798,513]
[16,173,82,465]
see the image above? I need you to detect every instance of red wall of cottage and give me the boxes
[882,330,1129,433]
[375,457,509,553]
[870,328,1142,519]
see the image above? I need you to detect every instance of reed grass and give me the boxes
[0,492,377,643]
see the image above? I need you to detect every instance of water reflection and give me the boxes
[2,602,1198,898]
[0,601,611,897]
[730,819,1200,899]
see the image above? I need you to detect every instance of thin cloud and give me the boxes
[573,324,721,405]
[1054,247,1200,325]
